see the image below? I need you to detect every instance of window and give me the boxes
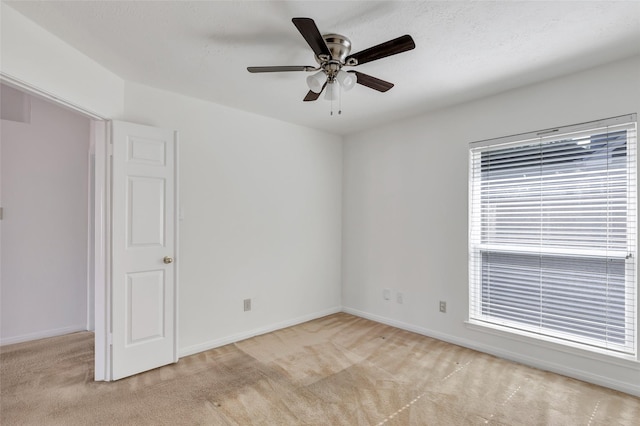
[469,115,637,356]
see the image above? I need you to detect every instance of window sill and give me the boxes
[465,320,639,369]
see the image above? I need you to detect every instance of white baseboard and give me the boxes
[341,307,640,397]
[0,324,87,346]
[179,306,342,358]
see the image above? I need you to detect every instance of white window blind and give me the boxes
[469,115,637,356]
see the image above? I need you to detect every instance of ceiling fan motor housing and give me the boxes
[321,34,352,62]
[315,34,354,80]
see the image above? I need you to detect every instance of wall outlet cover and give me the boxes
[383,288,391,300]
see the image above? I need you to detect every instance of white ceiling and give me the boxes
[6,1,640,135]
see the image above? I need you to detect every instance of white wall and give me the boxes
[0,3,125,119]
[1,2,343,356]
[342,55,640,396]
[123,82,343,355]
[1,89,91,344]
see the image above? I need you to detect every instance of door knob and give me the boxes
[163,256,174,264]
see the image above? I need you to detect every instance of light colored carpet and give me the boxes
[1,313,638,425]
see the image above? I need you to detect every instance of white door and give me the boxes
[110,121,178,380]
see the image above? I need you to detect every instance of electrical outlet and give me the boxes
[244,298,251,312]
[396,292,404,304]
[439,301,447,313]
[383,288,391,300]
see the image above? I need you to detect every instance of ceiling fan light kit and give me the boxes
[247,17,415,112]
[336,70,356,91]
[306,71,326,93]
[324,81,340,101]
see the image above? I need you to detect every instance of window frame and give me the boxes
[468,114,637,358]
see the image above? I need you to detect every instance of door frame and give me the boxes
[0,72,137,381]
[92,120,109,380]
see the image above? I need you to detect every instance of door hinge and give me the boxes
[107,143,113,157]
[0,207,3,220]
[108,333,113,346]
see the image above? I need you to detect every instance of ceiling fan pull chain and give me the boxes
[338,84,342,115]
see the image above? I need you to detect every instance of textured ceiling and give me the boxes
[5,1,640,135]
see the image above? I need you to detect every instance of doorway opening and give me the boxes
[1,77,179,381]
[1,83,95,345]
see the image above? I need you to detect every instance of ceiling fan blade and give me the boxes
[247,66,316,73]
[292,17,332,59]
[348,71,394,92]
[345,35,415,66]
[303,82,327,101]
[303,91,321,102]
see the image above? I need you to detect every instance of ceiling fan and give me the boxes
[247,17,415,102]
